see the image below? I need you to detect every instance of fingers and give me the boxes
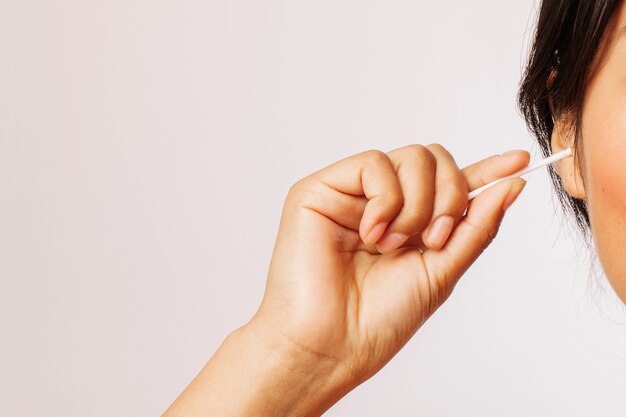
[419,144,469,250]
[290,145,530,258]
[415,148,530,278]
[415,148,530,251]
[375,144,437,252]
[461,150,530,192]
[422,176,526,290]
[308,149,405,245]
[376,144,470,253]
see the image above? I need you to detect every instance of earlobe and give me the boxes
[550,115,587,199]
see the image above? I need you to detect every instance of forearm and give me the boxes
[162,322,353,417]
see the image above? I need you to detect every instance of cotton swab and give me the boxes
[467,147,573,200]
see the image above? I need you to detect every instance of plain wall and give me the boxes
[1,1,626,416]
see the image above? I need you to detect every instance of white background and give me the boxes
[1,1,626,416]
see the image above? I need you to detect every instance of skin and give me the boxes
[162,3,626,414]
[551,0,626,303]
[162,144,529,416]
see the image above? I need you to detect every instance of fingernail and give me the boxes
[501,149,525,157]
[365,222,388,245]
[426,215,455,250]
[375,232,408,253]
[503,179,527,211]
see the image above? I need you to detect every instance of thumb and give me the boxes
[422,176,526,286]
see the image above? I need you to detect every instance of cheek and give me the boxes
[582,82,626,303]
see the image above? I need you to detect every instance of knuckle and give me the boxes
[363,149,389,165]
[287,177,306,196]
[405,144,435,163]
[427,142,460,167]
[388,144,436,172]
[405,143,427,153]
[425,142,446,152]
[286,177,315,203]
[480,225,500,251]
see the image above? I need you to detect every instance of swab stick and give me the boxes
[467,147,573,200]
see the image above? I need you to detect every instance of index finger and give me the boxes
[461,150,530,192]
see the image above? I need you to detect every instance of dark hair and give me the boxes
[517,0,621,240]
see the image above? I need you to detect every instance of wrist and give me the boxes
[163,319,356,417]
[231,319,354,416]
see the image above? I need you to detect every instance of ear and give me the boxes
[550,112,587,199]
[546,68,586,199]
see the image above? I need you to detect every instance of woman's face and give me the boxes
[556,0,626,303]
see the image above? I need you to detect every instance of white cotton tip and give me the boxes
[467,147,573,201]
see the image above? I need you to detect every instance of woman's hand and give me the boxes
[248,144,529,393]
[163,144,529,417]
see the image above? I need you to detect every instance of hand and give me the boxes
[248,144,529,394]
